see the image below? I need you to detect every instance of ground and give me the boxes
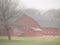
[0,36,60,45]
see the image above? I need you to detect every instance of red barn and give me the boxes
[0,15,59,37]
[14,15,59,37]
[14,15,41,36]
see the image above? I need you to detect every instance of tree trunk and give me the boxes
[7,29,11,40]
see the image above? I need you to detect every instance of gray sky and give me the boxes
[16,0,60,28]
[18,0,60,11]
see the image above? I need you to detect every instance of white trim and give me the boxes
[31,27,42,31]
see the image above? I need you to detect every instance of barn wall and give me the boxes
[0,15,59,37]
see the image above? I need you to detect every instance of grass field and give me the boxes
[0,36,60,45]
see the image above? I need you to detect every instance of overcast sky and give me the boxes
[16,0,60,28]
[18,0,60,11]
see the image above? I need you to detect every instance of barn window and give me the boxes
[51,32,53,34]
[44,31,50,34]
[55,32,57,34]
[48,32,50,34]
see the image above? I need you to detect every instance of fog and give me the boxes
[18,0,60,11]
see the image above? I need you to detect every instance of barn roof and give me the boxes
[31,27,42,31]
[15,15,59,29]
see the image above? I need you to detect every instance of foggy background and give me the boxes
[0,0,60,29]
[15,0,60,28]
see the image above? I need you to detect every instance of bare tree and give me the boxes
[0,0,21,40]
